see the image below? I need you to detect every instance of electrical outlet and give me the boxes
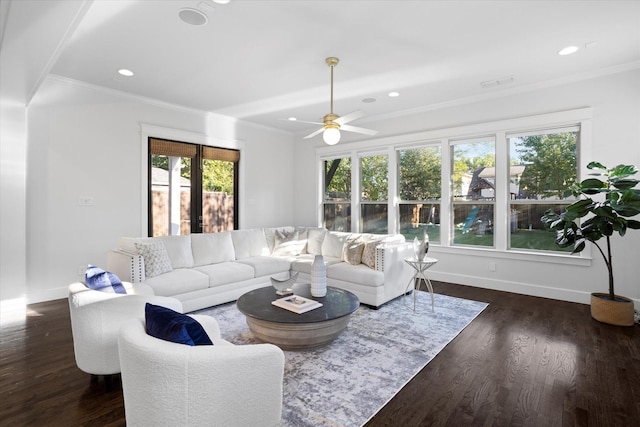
[78,196,94,206]
[489,262,496,272]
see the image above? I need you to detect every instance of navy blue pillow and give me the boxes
[145,303,213,346]
[85,265,126,294]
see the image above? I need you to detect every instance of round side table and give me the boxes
[404,257,438,311]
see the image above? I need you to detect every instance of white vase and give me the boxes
[310,254,327,297]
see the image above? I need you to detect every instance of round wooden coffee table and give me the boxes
[236,283,359,350]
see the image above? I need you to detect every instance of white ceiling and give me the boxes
[39,0,640,137]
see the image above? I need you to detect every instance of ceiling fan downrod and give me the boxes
[326,57,339,116]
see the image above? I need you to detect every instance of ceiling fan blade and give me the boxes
[335,110,365,125]
[304,127,325,139]
[280,119,324,125]
[340,124,378,136]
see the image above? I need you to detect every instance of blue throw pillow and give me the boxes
[145,303,213,346]
[85,265,126,294]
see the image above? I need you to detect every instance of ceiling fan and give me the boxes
[301,57,378,145]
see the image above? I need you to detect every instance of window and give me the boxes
[360,154,388,233]
[148,138,239,237]
[398,146,441,243]
[508,128,578,252]
[316,109,587,257]
[323,157,351,231]
[451,138,496,247]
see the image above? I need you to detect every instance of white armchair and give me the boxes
[118,315,285,427]
[67,282,183,390]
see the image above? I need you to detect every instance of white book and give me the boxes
[272,295,323,314]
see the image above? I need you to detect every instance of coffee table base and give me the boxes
[245,315,352,351]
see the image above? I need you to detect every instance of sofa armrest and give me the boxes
[107,249,145,283]
[375,242,413,272]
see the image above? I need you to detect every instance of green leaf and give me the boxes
[587,161,607,170]
[610,178,639,190]
[608,164,638,178]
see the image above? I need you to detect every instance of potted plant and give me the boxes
[541,162,640,326]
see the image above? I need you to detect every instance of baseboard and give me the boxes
[428,271,593,305]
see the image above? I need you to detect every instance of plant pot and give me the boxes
[590,292,635,326]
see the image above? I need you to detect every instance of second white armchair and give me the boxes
[118,314,285,427]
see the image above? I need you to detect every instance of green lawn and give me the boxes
[401,226,574,253]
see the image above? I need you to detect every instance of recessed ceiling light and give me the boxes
[178,8,208,26]
[288,117,297,121]
[388,91,400,97]
[118,69,134,77]
[212,0,231,4]
[362,98,376,103]
[558,46,579,56]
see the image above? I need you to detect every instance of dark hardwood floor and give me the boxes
[1,282,638,426]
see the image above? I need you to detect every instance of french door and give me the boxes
[148,138,239,237]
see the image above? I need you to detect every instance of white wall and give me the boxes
[292,68,640,308]
[0,0,90,310]
[24,76,295,303]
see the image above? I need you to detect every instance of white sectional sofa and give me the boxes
[107,226,414,312]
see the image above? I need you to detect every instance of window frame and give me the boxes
[322,155,352,232]
[315,108,592,263]
[359,152,389,234]
[396,143,443,243]
[140,123,244,237]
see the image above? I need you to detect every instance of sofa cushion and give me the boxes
[134,241,173,278]
[145,303,212,346]
[144,268,209,296]
[194,262,255,287]
[300,227,326,255]
[328,262,385,287]
[264,226,295,253]
[362,237,384,269]
[191,232,235,266]
[157,235,194,269]
[322,231,351,258]
[231,229,270,259]
[343,236,366,265]
[272,230,306,256]
[84,265,126,294]
[236,256,291,278]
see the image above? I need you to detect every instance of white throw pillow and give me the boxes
[272,230,306,256]
[362,238,384,269]
[321,231,351,259]
[343,236,366,265]
[302,227,327,255]
[157,235,194,268]
[264,226,295,252]
[134,241,173,278]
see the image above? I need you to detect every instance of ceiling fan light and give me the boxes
[323,127,341,145]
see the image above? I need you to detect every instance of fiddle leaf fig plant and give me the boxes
[541,162,640,301]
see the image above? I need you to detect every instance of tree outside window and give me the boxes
[398,146,441,242]
[509,130,577,251]
[361,155,388,233]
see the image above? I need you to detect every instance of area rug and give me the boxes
[193,291,488,427]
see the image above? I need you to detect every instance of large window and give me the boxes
[323,157,351,231]
[360,154,388,233]
[508,128,578,252]
[451,138,496,247]
[317,110,586,256]
[148,138,239,237]
[398,146,441,243]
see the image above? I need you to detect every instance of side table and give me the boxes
[404,257,438,311]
